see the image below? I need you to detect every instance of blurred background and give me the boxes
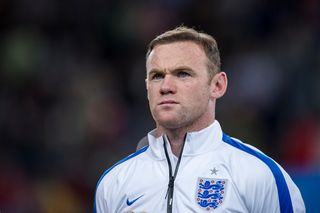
[0,0,319,212]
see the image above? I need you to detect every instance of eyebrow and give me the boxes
[148,68,162,75]
[173,66,195,74]
[148,66,195,76]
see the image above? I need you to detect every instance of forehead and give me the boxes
[146,41,207,71]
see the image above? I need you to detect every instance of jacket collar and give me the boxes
[147,120,223,160]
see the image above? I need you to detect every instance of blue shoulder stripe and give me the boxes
[93,145,149,213]
[222,133,293,213]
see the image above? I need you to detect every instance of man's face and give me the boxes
[146,41,215,131]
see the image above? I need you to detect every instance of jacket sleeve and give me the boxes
[94,183,108,213]
[245,162,281,213]
[94,169,121,213]
[94,176,111,213]
[281,168,306,213]
[247,162,305,213]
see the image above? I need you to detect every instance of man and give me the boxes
[94,26,305,212]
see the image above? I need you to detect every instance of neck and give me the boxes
[165,129,186,157]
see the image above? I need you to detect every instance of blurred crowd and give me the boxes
[0,0,319,212]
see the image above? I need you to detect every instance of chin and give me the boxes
[157,117,186,129]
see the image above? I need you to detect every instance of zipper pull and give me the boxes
[167,176,174,210]
[165,176,174,199]
[168,176,174,189]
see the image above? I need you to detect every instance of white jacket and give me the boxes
[94,121,305,213]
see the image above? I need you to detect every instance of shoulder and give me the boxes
[97,146,149,188]
[220,134,277,191]
[221,133,289,186]
[95,146,149,199]
[94,146,149,212]
[222,133,281,175]
[221,133,305,212]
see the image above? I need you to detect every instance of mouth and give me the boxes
[159,100,178,105]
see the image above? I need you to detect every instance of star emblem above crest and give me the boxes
[210,168,218,175]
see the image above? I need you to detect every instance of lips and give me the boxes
[159,100,178,105]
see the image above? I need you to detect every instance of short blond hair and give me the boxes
[146,26,221,80]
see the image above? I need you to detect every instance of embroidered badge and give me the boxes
[196,177,227,211]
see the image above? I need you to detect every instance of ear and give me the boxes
[210,72,228,99]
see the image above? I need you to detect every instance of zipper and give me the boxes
[163,134,187,213]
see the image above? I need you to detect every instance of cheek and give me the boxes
[189,87,210,106]
[185,83,209,98]
[147,88,158,107]
[146,85,154,99]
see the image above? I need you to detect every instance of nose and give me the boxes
[160,75,176,95]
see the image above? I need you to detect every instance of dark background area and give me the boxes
[0,0,319,212]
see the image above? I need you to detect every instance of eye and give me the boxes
[151,73,164,81]
[177,71,191,78]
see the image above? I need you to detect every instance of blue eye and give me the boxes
[177,71,190,78]
[151,73,164,80]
